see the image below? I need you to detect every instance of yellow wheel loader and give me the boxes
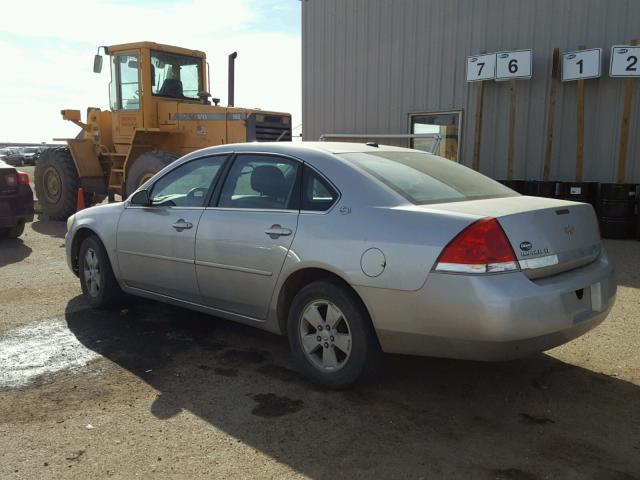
[35,42,291,219]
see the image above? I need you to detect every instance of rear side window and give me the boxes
[218,154,299,210]
[339,151,517,204]
[302,166,338,211]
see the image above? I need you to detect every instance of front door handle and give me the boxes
[172,219,193,231]
[265,224,292,239]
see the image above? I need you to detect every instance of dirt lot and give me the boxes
[1,219,639,479]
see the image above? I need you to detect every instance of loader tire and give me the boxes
[35,147,80,221]
[125,150,179,198]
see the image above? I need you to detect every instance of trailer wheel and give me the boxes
[125,150,179,198]
[35,147,80,220]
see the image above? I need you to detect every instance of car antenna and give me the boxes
[365,142,379,148]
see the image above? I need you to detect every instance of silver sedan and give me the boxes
[65,142,616,388]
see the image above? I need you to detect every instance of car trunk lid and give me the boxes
[423,196,601,278]
[0,165,18,196]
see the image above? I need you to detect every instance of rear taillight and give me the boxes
[5,173,17,187]
[17,171,29,185]
[434,217,520,274]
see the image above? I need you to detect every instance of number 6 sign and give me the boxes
[466,53,497,82]
[495,50,533,81]
[610,46,640,77]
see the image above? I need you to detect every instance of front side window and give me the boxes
[150,155,227,207]
[151,50,201,100]
[111,54,140,111]
[218,155,299,210]
[340,151,516,205]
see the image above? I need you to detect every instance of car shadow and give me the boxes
[603,239,640,289]
[30,216,66,238]
[65,296,640,479]
[0,237,33,267]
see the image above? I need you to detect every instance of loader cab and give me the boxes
[100,42,208,144]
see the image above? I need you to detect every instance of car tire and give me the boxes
[287,281,383,389]
[124,150,178,198]
[78,235,123,309]
[5,223,25,238]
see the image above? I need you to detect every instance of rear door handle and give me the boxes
[172,219,193,231]
[265,224,292,239]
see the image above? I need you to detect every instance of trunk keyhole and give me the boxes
[575,289,584,300]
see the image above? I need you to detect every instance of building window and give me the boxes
[410,112,461,161]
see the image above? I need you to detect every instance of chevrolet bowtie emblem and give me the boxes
[564,225,575,237]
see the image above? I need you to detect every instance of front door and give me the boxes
[110,52,144,143]
[196,153,301,319]
[116,154,228,301]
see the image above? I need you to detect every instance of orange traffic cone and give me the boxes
[76,187,86,211]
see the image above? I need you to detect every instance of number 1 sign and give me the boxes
[610,46,640,77]
[466,53,497,82]
[561,48,601,81]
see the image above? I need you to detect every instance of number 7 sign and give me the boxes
[466,53,497,82]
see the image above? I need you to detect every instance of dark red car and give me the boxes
[0,159,34,238]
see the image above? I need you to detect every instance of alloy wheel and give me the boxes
[83,248,102,298]
[298,300,352,372]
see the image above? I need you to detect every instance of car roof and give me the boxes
[186,141,421,158]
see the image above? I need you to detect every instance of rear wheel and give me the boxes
[125,150,178,198]
[35,147,79,220]
[287,281,383,389]
[78,235,123,309]
[4,223,25,238]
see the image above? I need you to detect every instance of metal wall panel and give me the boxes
[302,0,640,183]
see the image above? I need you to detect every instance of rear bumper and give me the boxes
[0,187,34,227]
[356,249,616,361]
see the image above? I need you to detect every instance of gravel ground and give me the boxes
[0,219,639,479]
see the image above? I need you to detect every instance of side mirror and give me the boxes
[130,189,150,206]
[93,54,103,74]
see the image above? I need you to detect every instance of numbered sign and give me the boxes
[561,48,601,81]
[610,46,640,77]
[495,50,532,81]
[466,53,496,82]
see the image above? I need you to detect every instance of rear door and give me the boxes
[116,154,228,301]
[195,153,301,319]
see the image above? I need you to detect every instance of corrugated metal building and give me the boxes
[301,0,640,183]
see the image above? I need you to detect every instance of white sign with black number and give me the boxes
[561,48,601,81]
[610,46,640,77]
[466,53,497,82]
[495,50,532,81]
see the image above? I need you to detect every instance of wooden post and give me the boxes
[543,48,560,181]
[507,79,517,180]
[617,39,639,184]
[472,80,485,171]
[575,45,586,182]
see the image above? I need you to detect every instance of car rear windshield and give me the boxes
[339,151,517,204]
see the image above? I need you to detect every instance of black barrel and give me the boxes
[524,180,562,199]
[560,182,598,207]
[596,183,638,240]
[499,180,526,194]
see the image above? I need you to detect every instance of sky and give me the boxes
[0,0,301,143]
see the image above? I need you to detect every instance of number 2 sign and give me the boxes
[466,53,497,82]
[495,50,532,81]
[610,46,640,77]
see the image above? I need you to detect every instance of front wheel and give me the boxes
[287,281,383,389]
[78,235,123,309]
